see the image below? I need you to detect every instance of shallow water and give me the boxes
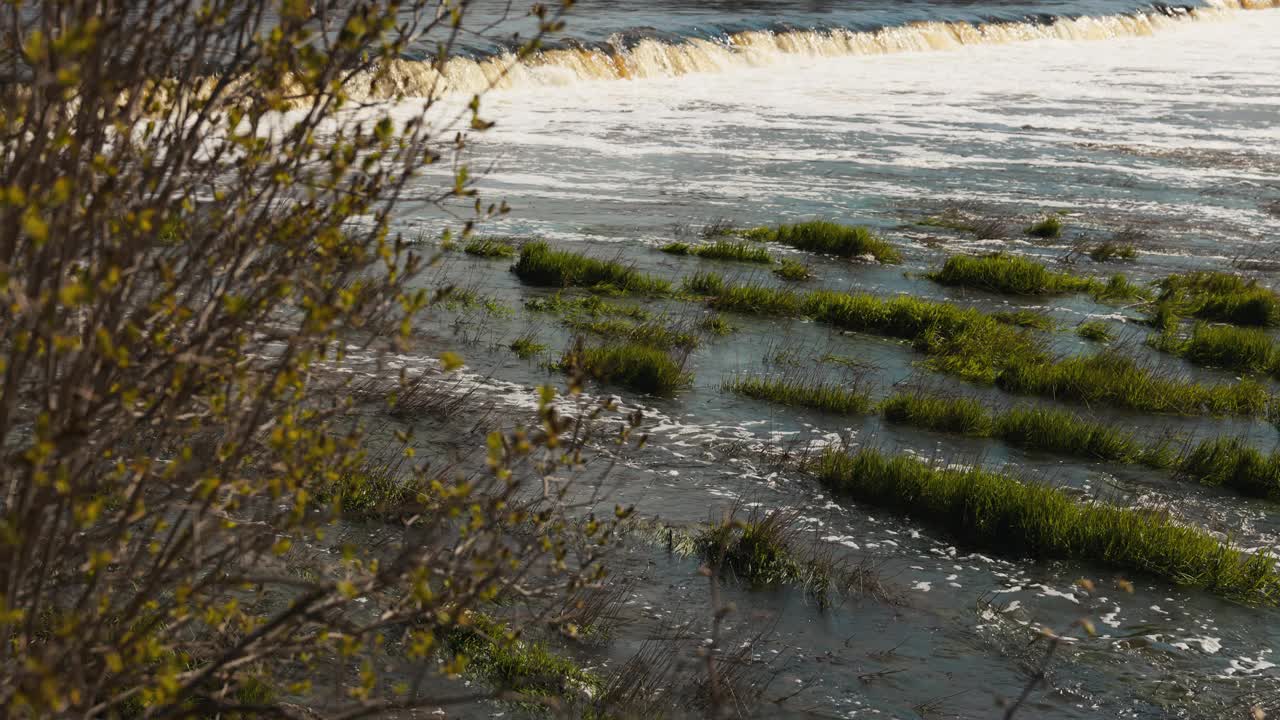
[373,1,1280,716]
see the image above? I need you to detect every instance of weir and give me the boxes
[356,0,1280,99]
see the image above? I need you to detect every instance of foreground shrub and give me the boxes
[745,220,902,264]
[562,343,691,396]
[514,242,670,293]
[814,448,1280,603]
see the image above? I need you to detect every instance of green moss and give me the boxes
[662,240,772,264]
[723,374,872,414]
[1155,271,1280,327]
[993,310,1056,331]
[1178,437,1280,500]
[774,258,814,281]
[745,221,901,264]
[561,343,691,396]
[1076,320,1114,342]
[464,237,518,258]
[1025,215,1063,239]
[928,253,1093,296]
[814,448,1280,603]
[513,242,669,294]
[1089,242,1137,262]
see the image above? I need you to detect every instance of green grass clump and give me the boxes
[711,284,805,316]
[745,221,901,264]
[681,270,726,296]
[723,374,872,414]
[445,612,601,701]
[1156,271,1280,327]
[1025,215,1063,239]
[313,464,414,519]
[524,291,650,322]
[509,334,547,360]
[1089,242,1137,262]
[774,258,813,281]
[813,447,1280,603]
[879,392,1174,468]
[662,240,772,264]
[880,392,993,436]
[1178,437,1280,500]
[1091,273,1148,302]
[562,343,690,396]
[997,350,1270,416]
[464,237,517,258]
[993,310,1056,331]
[928,253,1092,296]
[1180,323,1277,374]
[570,317,700,351]
[513,242,670,294]
[1076,320,1114,342]
[699,313,736,336]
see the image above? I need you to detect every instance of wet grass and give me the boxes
[928,253,1094,296]
[1155,271,1280,327]
[993,310,1056,331]
[570,317,700,351]
[1178,437,1280,501]
[445,611,602,702]
[1178,323,1278,374]
[1076,320,1114,342]
[681,270,726,297]
[699,313,736,336]
[1025,215,1063,239]
[774,258,813,281]
[513,242,670,294]
[661,240,772,264]
[879,391,1174,468]
[524,291,651,322]
[465,237,518,258]
[509,333,547,359]
[561,342,690,396]
[723,373,873,414]
[997,350,1270,417]
[695,510,844,606]
[743,221,902,264]
[813,447,1280,604]
[1089,242,1138,262]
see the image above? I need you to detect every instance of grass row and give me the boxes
[740,221,902,264]
[1151,322,1280,377]
[690,274,1269,416]
[661,240,772,264]
[928,252,1147,301]
[813,447,1280,604]
[513,242,670,294]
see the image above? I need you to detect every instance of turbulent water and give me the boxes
[377,1,1280,717]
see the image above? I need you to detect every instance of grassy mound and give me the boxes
[814,447,1280,603]
[1155,271,1280,327]
[513,242,670,294]
[661,240,772,264]
[744,221,901,264]
[723,374,872,414]
[561,343,690,396]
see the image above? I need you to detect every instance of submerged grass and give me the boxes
[1076,320,1114,342]
[993,310,1056,331]
[723,373,872,415]
[1178,437,1280,501]
[928,253,1143,301]
[509,333,547,360]
[743,221,902,264]
[774,258,814,281]
[561,342,690,396]
[464,237,518,258]
[513,242,670,294]
[1155,271,1280,327]
[879,391,1174,468]
[661,240,772,264]
[814,447,1280,603]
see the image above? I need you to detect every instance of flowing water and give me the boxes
[372,1,1280,716]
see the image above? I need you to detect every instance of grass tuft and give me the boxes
[814,447,1280,603]
[662,240,772,264]
[1076,320,1114,342]
[569,317,700,351]
[513,242,669,294]
[993,310,1056,331]
[1025,215,1063,239]
[464,237,518,258]
[699,313,736,336]
[524,291,651,322]
[929,253,1092,296]
[880,392,993,436]
[774,258,814,281]
[445,611,601,701]
[509,333,547,360]
[723,373,872,414]
[744,221,901,264]
[561,343,690,396]
[1089,242,1137,262]
[1179,323,1278,374]
[1178,437,1280,500]
[1155,271,1280,327]
[682,270,726,297]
